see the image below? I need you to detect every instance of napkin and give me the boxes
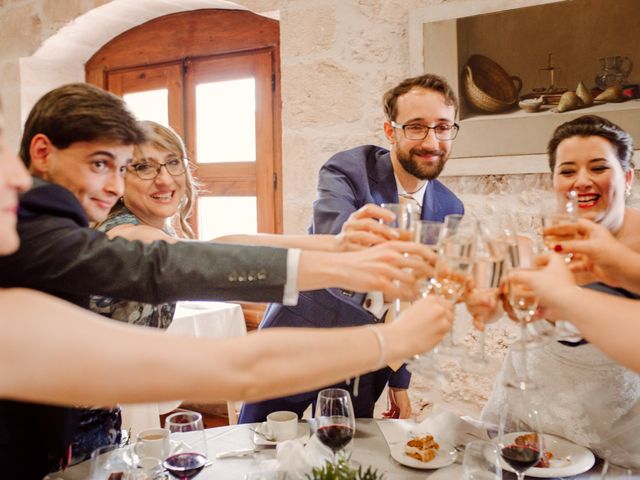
[274,435,332,480]
[377,407,491,449]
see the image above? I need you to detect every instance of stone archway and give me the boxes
[17,0,277,124]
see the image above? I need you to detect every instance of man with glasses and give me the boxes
[240,74,464,424]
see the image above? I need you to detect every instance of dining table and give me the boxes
[55,419,604,479]
[119,300,247,437]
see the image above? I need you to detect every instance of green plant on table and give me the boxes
[305,459,384,480]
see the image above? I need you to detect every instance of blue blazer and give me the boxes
[261,145,464,388]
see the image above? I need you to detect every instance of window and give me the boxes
[86,9,282,238]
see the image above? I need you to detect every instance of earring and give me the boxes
[625,185,632,198]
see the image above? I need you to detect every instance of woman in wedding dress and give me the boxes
[481,115,640,458]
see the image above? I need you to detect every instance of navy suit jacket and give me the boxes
[261,145,464,389]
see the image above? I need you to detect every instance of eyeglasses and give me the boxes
[391,121,459,141]
[127,158,187,180]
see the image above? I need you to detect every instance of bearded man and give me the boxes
[239,74,464,423]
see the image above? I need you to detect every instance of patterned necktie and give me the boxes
[398,192,421,211]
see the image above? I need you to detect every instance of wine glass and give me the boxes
[90,444,136,480]
[462,440,502,480]
[412,219,444,297]
[464,238,507,374]
[498,387,545,480]
[405,220,446,378]
[601,460,640,479]
[433,224,475,356]
[163,410,208,479]
[313,388,356,465]
[379,202,419,320]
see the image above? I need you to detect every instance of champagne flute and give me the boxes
[498,387,545,480]
[379,203,419,320]
[412,219,444,297]
[465,217,516,373]
[464,244,507,374]
[541,190,579,262]
[405,220,445,378]
[433,224,475,356]
[163,411,208,479]
[313,388,356,465]
[505,237,546,388]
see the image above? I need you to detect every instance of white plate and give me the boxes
[253,423,310,446]
[497,433,595,478]
[389,441,457,470]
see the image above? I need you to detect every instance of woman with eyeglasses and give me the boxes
[89,121,198,331]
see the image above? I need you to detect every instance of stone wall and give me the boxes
[1,0,638,419]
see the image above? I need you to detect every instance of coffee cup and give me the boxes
[134,428,171,460]
[263,411,298,442]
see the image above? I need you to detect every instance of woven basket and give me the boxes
[462,55,522,113]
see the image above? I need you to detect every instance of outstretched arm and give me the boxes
[510,254,640,373]
[0,288,453,406]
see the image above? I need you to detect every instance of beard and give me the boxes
[396,146,448,180]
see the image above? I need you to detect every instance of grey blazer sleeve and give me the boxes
[2,214,288,305]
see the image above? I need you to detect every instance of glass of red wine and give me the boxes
[313,388,356,465]
[498,386,545,480]
[163,410,208,479]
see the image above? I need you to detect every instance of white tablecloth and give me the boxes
[120,301,246,436]
[56,419,604,479]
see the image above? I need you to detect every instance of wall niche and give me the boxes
[411,0,640,175]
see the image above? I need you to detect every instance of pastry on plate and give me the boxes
[404,434,440,463]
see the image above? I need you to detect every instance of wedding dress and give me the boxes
[481,337,640,458]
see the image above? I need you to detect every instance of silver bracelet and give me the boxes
[368,325,387,369]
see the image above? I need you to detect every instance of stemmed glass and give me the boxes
[90,444,136,479]
[413,219,445,297]
[541,190,579,263]
[313,388,356,465]
[379,203,419,321]
[600,460,640,479]
[462,440,502,480]
[464,217,516,373]
[498,386,544,480]
[433,220,475,356]
[405,220,445,377]
[163,410,208,479]
[464,237,507,374]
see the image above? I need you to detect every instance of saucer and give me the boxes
[253,423,310,446]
